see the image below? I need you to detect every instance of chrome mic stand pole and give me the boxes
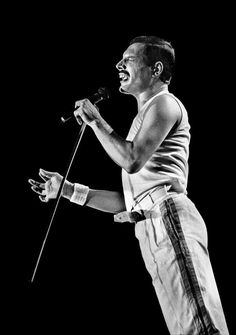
[31,123,87,283]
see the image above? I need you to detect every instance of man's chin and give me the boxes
[119,83,132,95]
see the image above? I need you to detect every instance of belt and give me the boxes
[114,185,171,223]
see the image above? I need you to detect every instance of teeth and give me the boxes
[119,72,129,81]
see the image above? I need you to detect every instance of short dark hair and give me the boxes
[129,36,175,84]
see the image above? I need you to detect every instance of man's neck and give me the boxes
[137,82,168,110]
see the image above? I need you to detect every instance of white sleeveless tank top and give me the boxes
[122,88,191,211]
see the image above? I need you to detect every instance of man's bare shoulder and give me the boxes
[146,93,182,123]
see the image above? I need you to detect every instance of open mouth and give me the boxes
[119,71,130,83]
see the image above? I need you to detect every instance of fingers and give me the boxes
[28,180,45,195]
[74,99,100,126]
[39,195,49,202]
[28,177,47,198]
[73,110,83,125]
[28,179,49,202]
[74,107,94,125]
[74,101,83,125]
[74,100,81,109]
[28,179,45,188]
[28,170,56,203]
[39,168,55,181]
[28,179,45,191]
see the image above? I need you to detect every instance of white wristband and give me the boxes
[70,183,89,206]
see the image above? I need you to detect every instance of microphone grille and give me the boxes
[98,87,110,101]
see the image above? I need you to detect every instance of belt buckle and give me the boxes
[114,210,145,223]
[114,211,133,223]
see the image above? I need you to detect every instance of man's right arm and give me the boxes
[29,169,126,214]
[63,182,126,214]
[86,189,126,214]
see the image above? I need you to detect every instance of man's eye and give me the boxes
[124,57,135,63]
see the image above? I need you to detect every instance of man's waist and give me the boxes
[133,184,172,208]
[114,185,173,223]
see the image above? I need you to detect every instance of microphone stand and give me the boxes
[31,122,87,283]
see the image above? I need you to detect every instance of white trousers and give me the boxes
[133,192,229,335]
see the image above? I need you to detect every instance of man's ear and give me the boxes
[152,61,163,77]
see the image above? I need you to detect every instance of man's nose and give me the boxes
[116,59,125,70]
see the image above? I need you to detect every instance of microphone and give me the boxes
[61,87,110,123]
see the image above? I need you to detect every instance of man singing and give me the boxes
[29,36,229,334]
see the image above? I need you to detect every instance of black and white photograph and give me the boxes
[6,4,233,334]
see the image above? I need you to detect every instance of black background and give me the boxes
[5,3,234,334]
